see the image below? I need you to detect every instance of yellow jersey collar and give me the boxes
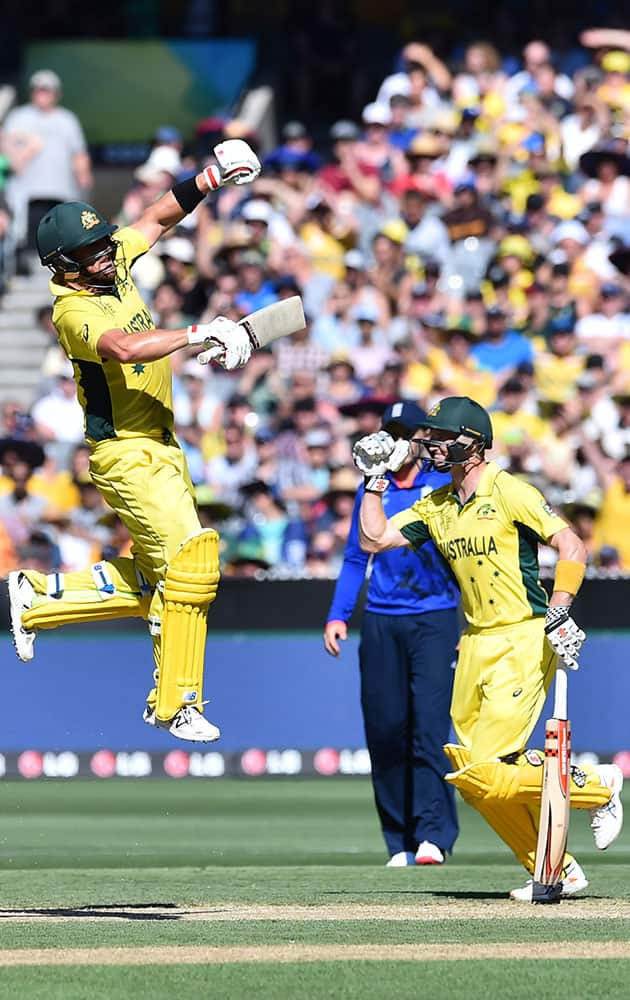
[474,461,501,497]
[449,460,501,506]
[50,278,92,298]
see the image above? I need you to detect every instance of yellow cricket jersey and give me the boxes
[391,461,567,630]
[51,227,174,447]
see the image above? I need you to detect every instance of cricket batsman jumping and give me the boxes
[352,395,624,899]
[8,138,262,742]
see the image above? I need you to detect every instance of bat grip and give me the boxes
[553,664,568,721]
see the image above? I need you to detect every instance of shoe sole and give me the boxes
[415,858,444,865]
[8,572,34,662]
[509,879,589,901]
[143,708,220,742]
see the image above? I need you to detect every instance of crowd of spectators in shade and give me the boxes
[0,27,630,580]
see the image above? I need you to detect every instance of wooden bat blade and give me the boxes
[534,716,571,888]
[239,296,305,349]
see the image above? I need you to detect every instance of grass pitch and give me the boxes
[0,778,629,999]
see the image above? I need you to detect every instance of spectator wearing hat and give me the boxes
[392,132,451,202]
[470,305,534,377]
[351,303,393,386]
[30,357,85,471]
[1,68,92,271]
[233,250,278,315]
[116,144,184,227]
[318,121,381,204]
[324,400,459,866]
[578,140,630,236]
[386,93,420,152]
[595,51,630,118]
[353,102,408,186]
[321,350,363,412]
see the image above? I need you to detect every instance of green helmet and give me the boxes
[36,201,117,275]
[420,396,493,467]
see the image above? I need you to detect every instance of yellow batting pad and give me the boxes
[21,560,150,631]
[444,744,571,873]
[155,529,220,721]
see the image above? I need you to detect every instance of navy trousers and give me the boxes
[359,608,459,858]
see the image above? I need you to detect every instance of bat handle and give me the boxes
[553,663,568,722]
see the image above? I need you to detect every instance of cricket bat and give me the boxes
[531,664,571,904]
[198,296,306,364]
[239,295,305,349]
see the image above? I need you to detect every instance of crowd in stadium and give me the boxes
[0,29,629,580]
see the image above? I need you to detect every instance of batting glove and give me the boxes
[187,316,253,370]
[203,139,261,190]
[544,605,586,671]
[352,431,410,476]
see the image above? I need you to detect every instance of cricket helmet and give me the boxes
[420,395,493,467]
[36,201,117,287]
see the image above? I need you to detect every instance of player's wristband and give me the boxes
[553,559,585,596]
[172,176,206,212]
[364,475,389,494]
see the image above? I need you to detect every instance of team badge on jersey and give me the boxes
[81,210,100,230]
[477,502,496,520]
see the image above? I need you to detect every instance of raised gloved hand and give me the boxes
[352,431,410,476]
[544,605,586,671]
[187,316,253,370]
[203,139,261,190]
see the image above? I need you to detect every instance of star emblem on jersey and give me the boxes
[132,363,145,374]
[81,210,100,230]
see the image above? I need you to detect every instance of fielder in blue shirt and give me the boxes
[324,401,460,866]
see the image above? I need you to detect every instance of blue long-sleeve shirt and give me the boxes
[327,464,460,622]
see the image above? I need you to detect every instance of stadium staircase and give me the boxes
[0,261,51,410]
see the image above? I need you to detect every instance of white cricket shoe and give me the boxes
[590,764,624,850]
[509,860,588,901]
[143,705,220,742]
[386,851,416,867]
[415,841,444,865]
[8,571,36,662]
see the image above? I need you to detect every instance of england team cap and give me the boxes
[382,401,427,437]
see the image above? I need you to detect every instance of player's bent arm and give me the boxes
[97,326,190,363]
[547,527,587,606]
[131,172,211,248]
[358,493,409,553]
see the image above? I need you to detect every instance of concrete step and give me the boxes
[0,331,49,349]
[0,346,48,366]
[0,312,43,329]
[1,289,50,311]
[0,368,42,386]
